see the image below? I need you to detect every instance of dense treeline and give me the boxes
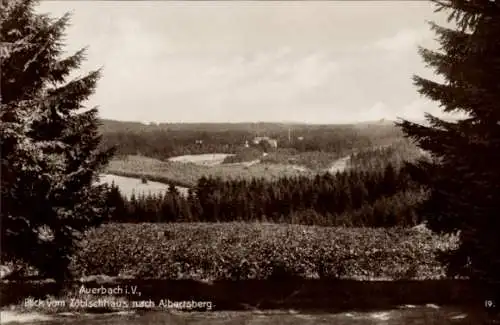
[397,0,500,297]
[101,130,247,160]
[100,119,404,160]
[106,164,426,227]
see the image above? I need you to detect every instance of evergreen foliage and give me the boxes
[99,120,402,160]
[0,0,114,279]
[106,166,425,227]
[396,0,500,293]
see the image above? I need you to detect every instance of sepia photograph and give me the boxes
[1,0,499,324]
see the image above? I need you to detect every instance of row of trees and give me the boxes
[106,165,426,227]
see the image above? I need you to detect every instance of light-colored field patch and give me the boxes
[327,155,351,173]
[98,174,189,198]
[168,153,235,166]
[369,311,391,321]
[1,265,13,279]
[289,165,309,172]
[1,311,53,324]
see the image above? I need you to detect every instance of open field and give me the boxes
[260,150,349,172]
[105,140,424,189]
[106,155,315,187]
[167,153,235,166]
[97,174,189,198]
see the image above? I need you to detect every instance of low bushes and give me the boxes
[70,223,458,281]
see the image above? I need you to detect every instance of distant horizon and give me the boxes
[98,112,461,126]
[100,116,441,126]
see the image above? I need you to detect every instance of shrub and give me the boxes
[70,223,457,281]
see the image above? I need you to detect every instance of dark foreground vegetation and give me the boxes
[3,223,455,283]
[2,223,495,324]
[67,223,456,280]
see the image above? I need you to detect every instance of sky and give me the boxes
[36,1,464,124]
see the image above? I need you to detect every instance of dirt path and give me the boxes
[327,155,351,173]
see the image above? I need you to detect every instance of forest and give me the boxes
[100,120,428,228]
[99,119,403,160]
[105,162,427,227]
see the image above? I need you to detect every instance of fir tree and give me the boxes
[105,182,127,222]
[1,0,114,279]
[396,0,500,291]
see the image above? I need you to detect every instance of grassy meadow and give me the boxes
[106,155,316,188]
[167,153,235,166]
[97,174,189,198]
